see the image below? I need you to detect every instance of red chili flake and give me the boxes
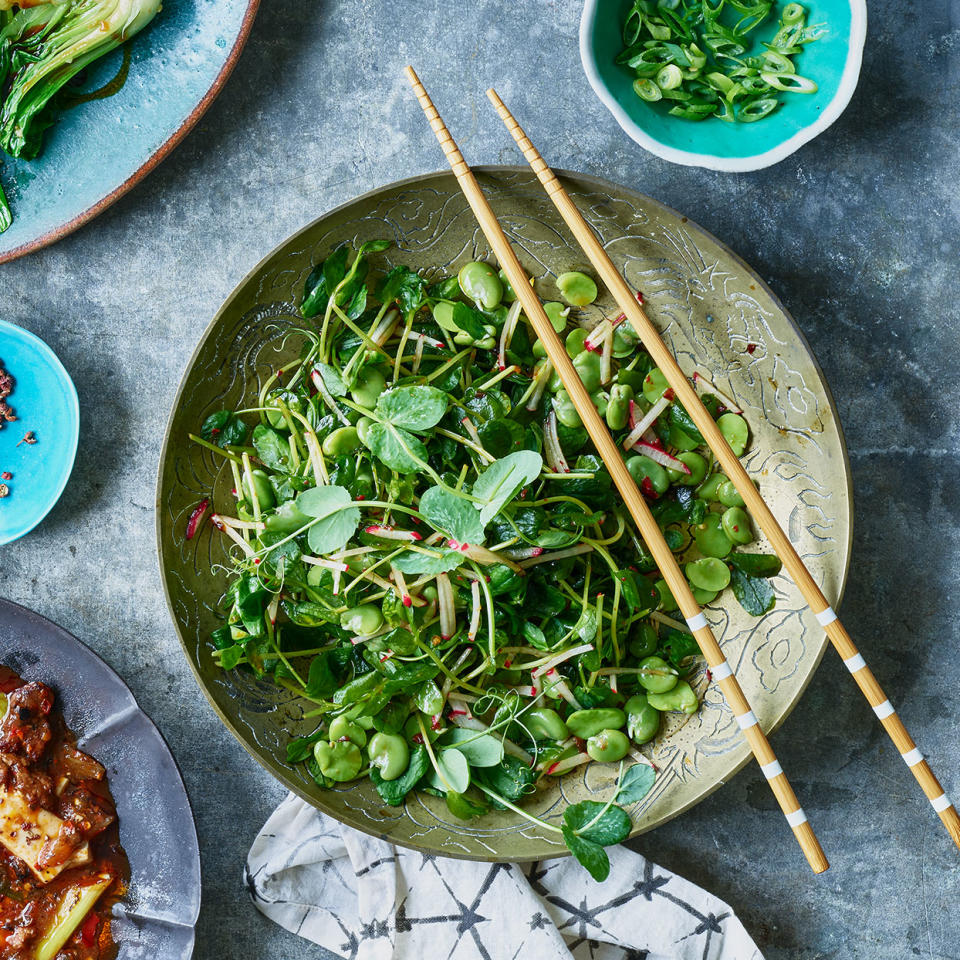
[185,499,210,540]
[0,472,10,480]
[402,595,412,608]
[706,669,713,683]
[431,715,443,730]
[732,525,739,532]
[210,427,221,436]
[636,290,645,305]
[503,659,511,668]
[746,343,757,354]
[412,733,424,744]
[80,911,99,947]
[663,387,675,401]
[573,736,587,752]
[253,558,261,566]
[640,477,658,499]
[276,368,284,380]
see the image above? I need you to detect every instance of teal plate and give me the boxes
[0,0,259,264]
[580,0,866,171]
[0,319,79,544]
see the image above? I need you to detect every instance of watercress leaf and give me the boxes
[282,599,339,628]
[660,628,700,667]
[418,486,485,544]
[441,729,504,767]
[376,265,427,314]
[615,764,656,805]
[252,424,290,471]
[434,747,470,793]
[450,301,488,340]
[390,549,463,575]
[667,401,705,443]
[472,451,543,526]
[286,727,327,763]
[445,790,489,820]
[428,276,460,300]
[563,800,632,846]
[210,625,233,650]
[477,754,536,803]
[379,659,439,692]
[561,826,610,882]
[376,385,448,432]
[235,575,267,637]
[365,422,430,474]
[314,362,347,398]
[201,410,247,448]
[344,284,367,320]
[295,485,361,554]
[614,569,658,614]
[522,621,549,650]
[219,645,243,670]
[476,418,525,459]
[371,744,430,806]
[304,649,349,698]
[730,566,776,616]
[359,239,392,255]
[728,553,782,578]
[323,245,350,294]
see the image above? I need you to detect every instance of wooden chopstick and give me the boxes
[405,65,829,874]
[487,88,960,854]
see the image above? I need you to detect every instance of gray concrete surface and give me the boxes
[3,1,959,957]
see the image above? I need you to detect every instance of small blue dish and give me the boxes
[580,0,867,172]
[0,320,79,545]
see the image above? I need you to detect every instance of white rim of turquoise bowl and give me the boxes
[579,0,867,172]
[0,320,79,546]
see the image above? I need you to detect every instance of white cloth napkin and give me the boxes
[246,793,764,960]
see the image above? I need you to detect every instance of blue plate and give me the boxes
[0,0,259,264]
[0,319,79,544]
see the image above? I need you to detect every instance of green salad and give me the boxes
[617,1,824,123]
[189,240,782,879]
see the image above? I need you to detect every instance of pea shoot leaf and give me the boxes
[615,568,659,614]
[563,800,632,846]
[376,265,427,314]
[561,826,610,882]
[201,410,248,448]
[472,451,543,526]
[390,549,463,575]
[615,764,657,806]
[252,424,291,472]
[728,553,782,578]
[418,486,485,545]
[313,362,347,398]
[477,755,536,804]
[371,744,430,806]
[364,422,430,474]
[729,566,776,616]
[441,729,504,767]
[429,747,470,793]
[376,385,448,433]
[295,485,361,554]
[445,790,489,820]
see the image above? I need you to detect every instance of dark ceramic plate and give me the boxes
[157,167,852,861]
[0,599,201,958]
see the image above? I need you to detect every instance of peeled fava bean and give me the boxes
[368,732,409,780]
[314,739,363,782]
[586,729,630,763]
[647,680,699,715]
[566,707,626,738]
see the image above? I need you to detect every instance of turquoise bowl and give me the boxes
[580,0,866,171]
[0,320,79,545]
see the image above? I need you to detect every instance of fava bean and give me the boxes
[525,708,569,740]
[433,300,459,331]
[556,271,598,306]
[611,324,639,358]
[314,740,363,781]
[647,680,698,714]
[553,389,583,428]
[351,367,386,408]
[627,454,670,494]
[263,499,311,534]
[565,327,588,357]
[668,451,707,486]
[697,473,727,502]
[637,655,678,694]
[367,731,409,780]
[686,557,731,592]
[544,301,571,332]
[572,349,603,392]
[694,514,733,559]
[322,426,360,457]
[692,586,718,604]
[606,384,633,430]
[717,480,745,507]
[340,604,384,636]
[591,390,609,418]
[454,324,497,350]
[498,269,518,302]
[265,390,303,430]
[243,469,276,511]
[458,261,503,309]
[624,693,660,744]
[668,425,700,451]
[356,416,375,444]
[329,715,368,748]
[721,506,753,544]
[717,412,749,456]
[566,707,626,738]
[586,729,630,762]
[653,578,678,611]
[642,368,670,403]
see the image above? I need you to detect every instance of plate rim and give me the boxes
[0,0,261,266]
[0,318,80,546]
[156,164,854,859]
[0,596,202,950]
[578,0,868,173]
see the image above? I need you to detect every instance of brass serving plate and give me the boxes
[156,167,852,861]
